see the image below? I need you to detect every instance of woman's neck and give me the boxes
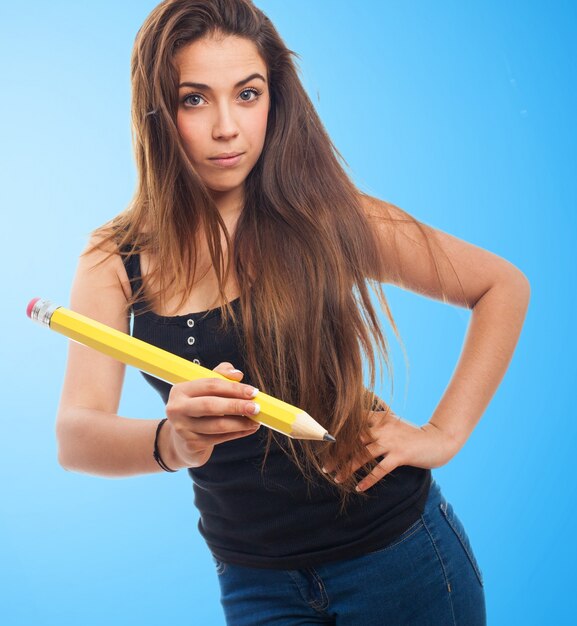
[209,186,245,222]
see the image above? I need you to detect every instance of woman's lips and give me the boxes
[208,153,244,168]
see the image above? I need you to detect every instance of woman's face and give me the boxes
[174,34,270,207]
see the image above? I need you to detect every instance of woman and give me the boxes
[56,0,530,623]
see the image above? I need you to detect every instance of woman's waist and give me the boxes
[194,466,432,568]
[189,459,430,526]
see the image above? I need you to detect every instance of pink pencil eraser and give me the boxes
[27,297,41,318]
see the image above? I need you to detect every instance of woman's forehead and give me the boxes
[174,35,267,87]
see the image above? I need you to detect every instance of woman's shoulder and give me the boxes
[358,192,412,227]
[78,226,134,303]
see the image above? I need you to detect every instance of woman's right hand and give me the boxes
[161,362,261,469]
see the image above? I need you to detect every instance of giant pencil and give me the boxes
[27,298,335,442]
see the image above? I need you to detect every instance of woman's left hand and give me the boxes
[323,411,461,492]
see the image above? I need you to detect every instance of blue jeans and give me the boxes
[212,478,486,625]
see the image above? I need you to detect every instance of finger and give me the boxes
[173,377,258,401]
[331,440,388,482]
[213,362,245,381]
[321,461,336,475]
[188,395,261,421]
[333,453,378,483]
[322,434,377,474]
[364,441,386,458]
[360,431,376,445]
[322,453,367,477]
[355,457,398,492]
[186,412,261,436]
[194,426,261,447]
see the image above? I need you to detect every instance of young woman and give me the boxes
[56,0,530,623]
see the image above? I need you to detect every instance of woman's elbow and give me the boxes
[55,407,78,471]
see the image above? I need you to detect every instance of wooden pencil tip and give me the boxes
[323,433,336,443]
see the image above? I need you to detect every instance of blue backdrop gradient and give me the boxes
[1,1,575,624]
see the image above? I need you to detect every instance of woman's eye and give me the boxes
[183,94,206,107]
[182,89,261,107]
[239,88,260,102]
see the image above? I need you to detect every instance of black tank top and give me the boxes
[122,250,431,569]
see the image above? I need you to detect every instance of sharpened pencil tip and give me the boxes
[323,433,336,442]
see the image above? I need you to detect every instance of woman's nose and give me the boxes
[212,105,239,140]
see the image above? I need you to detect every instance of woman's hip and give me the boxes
[213,478,486,625]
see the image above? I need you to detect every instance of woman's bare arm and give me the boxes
[56,236,261,478]
[360,193,531,453]
[55,235,175,476]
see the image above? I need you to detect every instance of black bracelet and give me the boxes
[153,418,178,473]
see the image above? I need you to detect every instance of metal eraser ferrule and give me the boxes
[30,299,59,327]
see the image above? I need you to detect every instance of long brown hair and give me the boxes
[88,0,464,508]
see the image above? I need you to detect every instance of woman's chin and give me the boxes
[205,179,246,197]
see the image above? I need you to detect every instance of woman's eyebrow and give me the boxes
[178,72,266,90]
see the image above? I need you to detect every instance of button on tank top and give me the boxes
[121,249,431,569]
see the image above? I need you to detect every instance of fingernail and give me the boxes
[249,387,259,398]
[246,402,260,415]
[230,369,243,374]
[355,484,362,492]
[321,467,328,473]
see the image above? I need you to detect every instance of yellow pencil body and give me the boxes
[28,299,333,441]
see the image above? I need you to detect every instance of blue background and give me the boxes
[1,1,575,624]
